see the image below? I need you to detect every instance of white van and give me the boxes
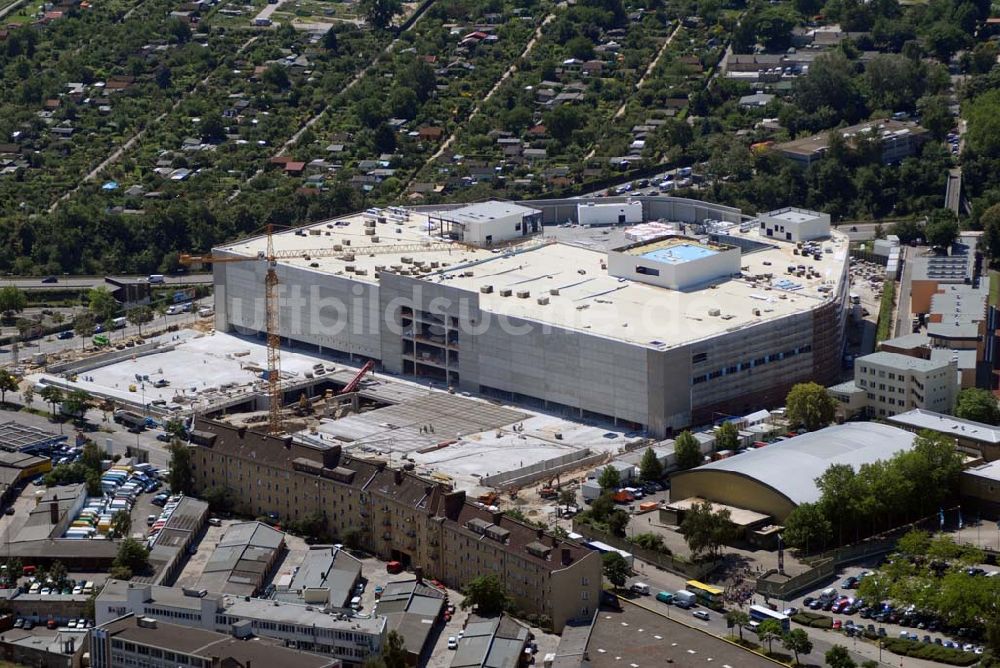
[631,582,651,596]
[111,317,127,329]
[197,306,214,318]
[350,596,362,610]
[147,274,165,284]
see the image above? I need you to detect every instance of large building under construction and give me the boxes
[211,197,849,436]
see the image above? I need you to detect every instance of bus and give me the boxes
[749,605,790,632]
[685,580,723,606]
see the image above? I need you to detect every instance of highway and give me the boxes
[0,273,212,290]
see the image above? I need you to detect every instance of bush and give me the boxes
[791,612,833,629]
[881,638,978,666]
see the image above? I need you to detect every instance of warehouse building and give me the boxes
[197,521,285,596]
[888,409,1000,461]
[211,197,849,435]
[669,423,917,521]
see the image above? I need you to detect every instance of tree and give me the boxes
[558,488,576,512]
[597,465,621,492]
[127,306,154,336]
[924,210,958,249]
[203,486,236,513]
[110,510,132,538]
[680,501,736,557]
[359,0,402,29]
[48,560,68,587]
[726,609,750,641]
[955,388,1000,425]
[631,532,668,553]
[890,219,923,244]
[675,431,702,469]
[262,65,290,91]
[88,287,118,324]
[460,573,510,616]
[200,115,226,145]
[757,619,783,654]
[62,389,90,419]
[0,369,17,404]
[114,537,150,574]
[168,442,193,495]
[602,551,630,589]
[638,447,663,482]
[378,630,407,668]
[607,509,629,536]
[785,382,837,431]
[545,105,584,145]
[783,628,813,665]
[322,27,338,52]
[0,286,27,318]
[21,384,33,408]
[825,644,856,668]
[73,312,95,350]
[714,421,739,451]
[39,386,64,418]
[782,502,833,552]
[982,203,1000,261]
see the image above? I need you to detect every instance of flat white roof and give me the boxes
[766,207,824,224]
[435,200,541,225]
[887,409,1000,444]
[217,207,849,348]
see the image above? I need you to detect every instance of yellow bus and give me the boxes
[685,580,723,605]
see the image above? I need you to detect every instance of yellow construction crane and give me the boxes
[180,227,470,434]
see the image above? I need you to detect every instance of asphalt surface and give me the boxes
[0,274,211,290]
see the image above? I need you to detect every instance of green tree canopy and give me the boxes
[0,286,27,317]
[714,421,739,451]
[597,465,621,492]
[924,210,958,249]
[825,644,857,668]
[168,442,193,495]
[0,369,18,404]
[360,0,402,30]
[782,628,813,665]
[782,502,833,553]
[114,537,150,575]
[757,619,783,654]
[675,431,702,469]
[726,609,750,641]
[601,551,630,589]
[680,501,736,557]
[638,447,663,482]
[785,382,837,431]
[954,388,1000,425]
[460,573,511,616]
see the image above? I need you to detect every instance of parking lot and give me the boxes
[786,562,993,656]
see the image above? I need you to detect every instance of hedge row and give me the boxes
[791,612,833,629]
[881,638,978,666]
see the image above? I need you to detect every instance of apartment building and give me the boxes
[187,420,602,631]
[95,581,384,666]
[830,351,958,419]
[92,614,339,668]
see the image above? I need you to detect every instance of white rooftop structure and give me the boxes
[756,207,831,243]
[887,409,1000,445]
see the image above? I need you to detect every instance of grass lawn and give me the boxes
[990,270,999,307]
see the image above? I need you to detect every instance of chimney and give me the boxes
[49,501,59,524]
[394,469,403,485]
[491,510,503,525]
[561,548,572,566]
[414,567,423,584]
[442,491,466,520]
[536,527,544,539]
[550,534,559,548]
[237,426,247,438]
[321,444,342,469]
[282,436,293,449]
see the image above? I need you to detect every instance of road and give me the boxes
[252,0,287,24]
[893,246,912,339]
[0,274,211,290]
[0,304,207,367]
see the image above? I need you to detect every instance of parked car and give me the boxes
[447,637,458,650]
[692,610,710,621]
[56,331,74,340]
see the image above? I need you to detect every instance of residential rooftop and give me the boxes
[963,459,1000,483]
[857,351,954,373]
